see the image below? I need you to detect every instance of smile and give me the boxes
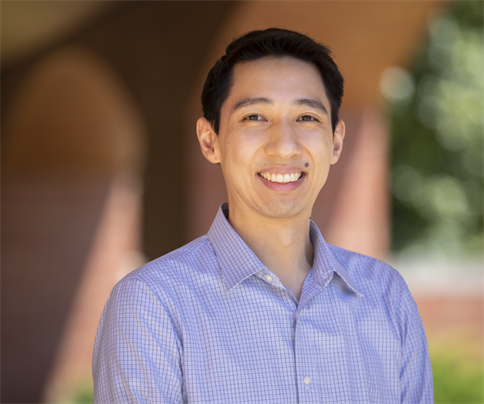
[258,172,303,183]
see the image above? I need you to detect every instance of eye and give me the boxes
[243,114,264,121]
[298,115,319,122]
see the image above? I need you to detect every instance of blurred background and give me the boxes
[1,1,482,402]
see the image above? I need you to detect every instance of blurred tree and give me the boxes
[385,0,483,257]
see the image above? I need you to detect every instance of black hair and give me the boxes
[201,28,344,134]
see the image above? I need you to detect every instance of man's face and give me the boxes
[197,56,344,222]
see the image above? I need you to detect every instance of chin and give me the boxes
[257,200,305,219]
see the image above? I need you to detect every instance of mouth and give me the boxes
[257,172,304,183]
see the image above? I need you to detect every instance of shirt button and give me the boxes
[304,377,310,385]
[265,274,273,282]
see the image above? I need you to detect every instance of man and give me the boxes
[93,28,433,403]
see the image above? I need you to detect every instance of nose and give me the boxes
[264,120,301,159]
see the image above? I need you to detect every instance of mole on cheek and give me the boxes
[304,162,309,168]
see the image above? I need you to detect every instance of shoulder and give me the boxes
[328,244,420,340]
[101,235,220,333]
[112,235,220,304]
[126,235,216,281]
[328,243,408,297]
[327,244,417,324]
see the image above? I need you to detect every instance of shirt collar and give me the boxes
[309,219,363,296]
[208,203,266,291]
[208,203,362,296]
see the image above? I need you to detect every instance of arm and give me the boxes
[93,278,183,404]
[397,279,434,404]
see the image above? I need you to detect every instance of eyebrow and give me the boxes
[233,97,274,111]
[233,97,328,115]
[294,98,328,115]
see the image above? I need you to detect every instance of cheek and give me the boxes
[231,133,262,159]
[308,142,333,184]
[303,128,331,147]
[306,137,332,164]
[220,138,253,176]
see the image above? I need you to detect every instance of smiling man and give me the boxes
[93,29,433,403]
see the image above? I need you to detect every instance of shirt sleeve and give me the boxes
[92,277,183,404]
[397,278,434,404]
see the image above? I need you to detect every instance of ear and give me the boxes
[196,117,220,164]
[330,119,345,165]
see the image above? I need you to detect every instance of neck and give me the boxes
[227,206,314,299]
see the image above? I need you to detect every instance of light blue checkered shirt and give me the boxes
[93,203,433,403]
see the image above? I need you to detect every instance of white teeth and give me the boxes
[260,172,303,183]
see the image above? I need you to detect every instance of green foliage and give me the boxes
[388,1,483,257]
[73,382,93,404]
[431,349,484,404]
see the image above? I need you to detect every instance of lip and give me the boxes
[257,171,306,191]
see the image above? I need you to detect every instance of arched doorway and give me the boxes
[2,47,145,402]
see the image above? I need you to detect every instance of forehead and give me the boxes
[229,56,328,101]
